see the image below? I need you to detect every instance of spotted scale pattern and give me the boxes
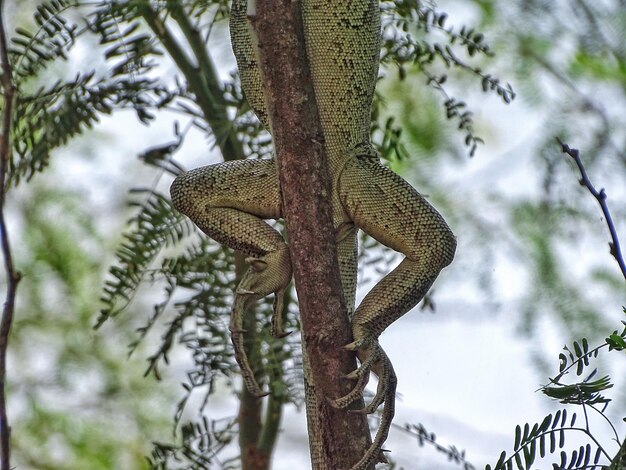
[170,1,457,468]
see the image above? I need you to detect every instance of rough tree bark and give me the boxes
[249,1,373,468]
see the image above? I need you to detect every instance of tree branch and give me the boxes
[139,4,244,163]
[557,138,626,469]
[557,138,626,281]
[0,2,21,469]
[250,1,373,468]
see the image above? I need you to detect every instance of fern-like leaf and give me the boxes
[8,0,177,185]
[378,0,514,156]
[9,0,79,82]
[148,416,238,470]
[543,375,613,406]
[488,407,613,470]
[97,189,194,326]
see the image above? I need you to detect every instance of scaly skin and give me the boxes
[170,0,457,467]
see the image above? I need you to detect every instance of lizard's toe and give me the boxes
[349,349,397,470]
[230,290,268,398]
[229,248,293,398]
[342,337,369,351]
[270,287,291,338]
[343,362,368,380]
[330,342,382,409]
[353,352,393,414]
[329,371,370,409]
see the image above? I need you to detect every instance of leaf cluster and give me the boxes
[98,189,195,325]
[544,322,626,407]
[7,0,175,186]
[147,416,239,470]
[488,410,604,470]
[10,0,78,80]
[379,0,515,156]
[489,317,626,470]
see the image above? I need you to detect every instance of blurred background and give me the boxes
[1,0,625,468]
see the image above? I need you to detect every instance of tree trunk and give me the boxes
[250,1,373,469]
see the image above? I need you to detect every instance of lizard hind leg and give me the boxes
[170,159,291,397]
[335,152,455,469]
[230,246,292,397]
[339,152,456,385]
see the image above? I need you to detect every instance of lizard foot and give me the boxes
[229,246,292,398]
[328,340,397,469]
[328,342,378,410]
[231,294,268,397]
[270,286,291,339]
[350,350,397,470]
[332,341,392,414]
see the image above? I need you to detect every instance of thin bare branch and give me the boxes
[0,1,22,469]
[557,138,626,281]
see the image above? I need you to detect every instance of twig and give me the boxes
[0,3,21,469]
[392,421,476,469]
[557,138,626,281]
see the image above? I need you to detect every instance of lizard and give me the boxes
[169,0,457,467]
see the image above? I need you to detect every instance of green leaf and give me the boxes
[539,414,552,432]
[607,333,626,350]
[514,424,521,449]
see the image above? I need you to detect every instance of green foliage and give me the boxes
[487,410,606,470]
[487,319,626,470]
[9,0,78,80]
[8,0,174,186]
[10,184,171,469]
[379,0,514,157]
[543,376,613,407]
[98,189,195,325]
[545,325,626,405]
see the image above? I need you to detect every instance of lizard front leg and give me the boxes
[170,158,291,397]
[335,150,456,468]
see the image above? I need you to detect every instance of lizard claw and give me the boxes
[229,247,292,398]
[236,288,256,295]
[339,335,377,378]
[349,349,397,470]
[230,291,269,398]
[342,338,367,351]
[331,340,398,470]
[333,342,383,410]
[270,287,291,338]
[328,371,370,409]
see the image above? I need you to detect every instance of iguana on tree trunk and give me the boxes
[170,0,456,467]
